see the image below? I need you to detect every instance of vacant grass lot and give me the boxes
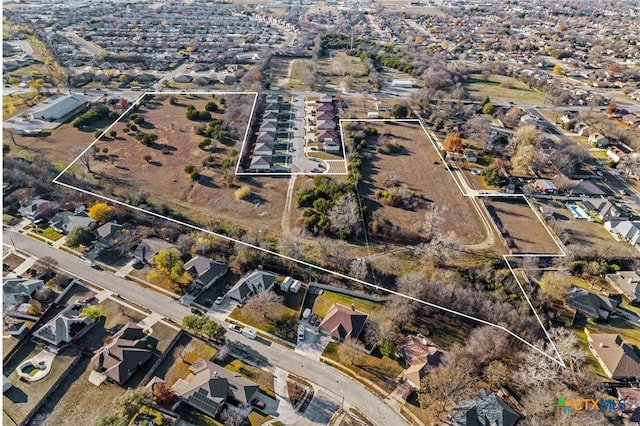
[323,342,403,393]
[465,73,548,105]
[484,197,560,254]
[229,302,299,343]
[57,93,291,238]
[354,120,486,245]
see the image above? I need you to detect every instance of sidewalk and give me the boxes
[273,367,301,425]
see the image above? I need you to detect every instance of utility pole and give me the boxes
[350,27,354,50]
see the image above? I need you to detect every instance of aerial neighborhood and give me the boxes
[3,0,640,426]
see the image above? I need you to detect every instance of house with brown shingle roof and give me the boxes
[317,303,368,342]
[396,335,444,389]
[91,323,154,385]
[586,330,640,380]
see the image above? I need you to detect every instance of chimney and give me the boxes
[351,303,355,311]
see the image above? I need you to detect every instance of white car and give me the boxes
[214,296,224,305]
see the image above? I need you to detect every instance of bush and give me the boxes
[184,164,196,174]
[143,154,152,162]
[234,185,252,200]
[481,167,507,187]
[482,103,496,115]
[72,105,110,128]
[205,101,219,112]
[198,138,211,150]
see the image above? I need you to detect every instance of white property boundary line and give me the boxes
[53,103,567,368]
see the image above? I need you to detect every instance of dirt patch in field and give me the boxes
[484,197,560,254]
[355,120,486,245]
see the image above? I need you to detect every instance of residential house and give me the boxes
[534,179,558,194]
[33,302,92,347]
[91,323,154,385]
[226,269,276,304]
[463,151,478,163]
[174,74,193,83]
[588,132,609,148]
[184,255,228,291]
[605,220,640,248]
[18,198,59,221]
[249,155,271,172]
[617,388,640,423]
[316,120,335,130]
[622,113,640,128]
[565,287,619,320]
[607,146,626,163]
[585,331,640,381]
[171,358,261,418]
[396,335,444,389]
[582,198,625,222]
[605,270,640,303]
[95,221,126,248]
[259,121,277,132]
[317,303,368,342]
[449,389,521,426]
[134,238,177,264]
[569,180,606,197]
[6,320,27,336]
[323,141,341,154]
[574,122,590,136]
[262,111,279,121]
[48,208,96,234]
[3,277,43,307]
[253,142,274,156]
[256,131,276,144]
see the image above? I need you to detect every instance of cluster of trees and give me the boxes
[296,176,361,238]
[481,167,507,187]
[183,164,200,182]
[134,131,158,146]
[95,387,155,426]
[128,113,145,125]
[66,225,95,247]
[375,184,422,210]
[181,314,226,342]
[194,118,231,143]
[185,104,211,121]
[72,105,111,128]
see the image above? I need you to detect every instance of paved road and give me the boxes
[2,229,408,426]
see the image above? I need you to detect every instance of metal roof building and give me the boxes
[32,94,88,121]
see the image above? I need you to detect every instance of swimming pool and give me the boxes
[566,204,590,220]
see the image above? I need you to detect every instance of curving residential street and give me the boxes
[2,229,408,426]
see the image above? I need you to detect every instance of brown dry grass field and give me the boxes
[59,94,290,237]
[355,120,486,245]
[484,197,560,254]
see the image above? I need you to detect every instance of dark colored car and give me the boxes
[309,314,318,325]
[190,308,204,316]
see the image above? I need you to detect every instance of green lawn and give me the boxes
[311,290,382,317]
[229,304,299,343]
[465,74,547,105]
[322,342,403,393]
[34,227,63,241]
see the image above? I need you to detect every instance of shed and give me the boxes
[289,279,302,293]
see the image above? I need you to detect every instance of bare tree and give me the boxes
[541,270,571,300]
[243,291,283,322]
[337,337,366,367]
[71,146,94,173]
[418,366,475,415]
[328,193,361,238]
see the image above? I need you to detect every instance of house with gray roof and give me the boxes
[3,278,43,307]
[226,269,276,304]
[184,255,228,291]
[582,198,626,222]
[91,323,154,385]
[33,302,92,347]
[48,210,96,234]
[450,389,521,426]
[31,94,88,122]
[172,358,261,418]
[249,155,272,172]
[605,270,640,303]
[134,238,177,264]
[18,198,59,221]
[565,287,619,320]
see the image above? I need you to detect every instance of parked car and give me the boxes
[214,296,224,305]
[191,307,204,316]
[82,295,96,303]
[229,323,242,333]
[298,325,305,341]
[309,314,318,325]
[90,263,103,271]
